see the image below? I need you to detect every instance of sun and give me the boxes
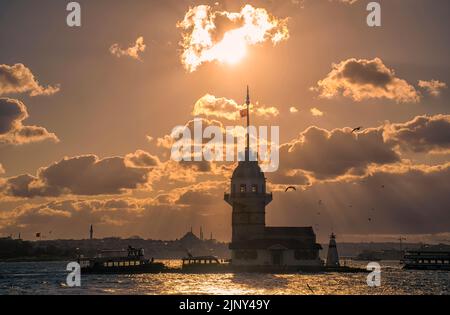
[178,4,289,72]
[206,31,248,65]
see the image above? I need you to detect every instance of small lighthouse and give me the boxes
[326,233,340,267]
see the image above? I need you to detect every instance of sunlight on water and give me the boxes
[0,260,448,295]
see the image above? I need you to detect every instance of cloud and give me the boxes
[289,106,298,113]
[310,107,324,117]
[313,58,420,103]
[418,80,447,96]
[0,163,4,175]
[156,117,226,150]
[192,94,279,120]
[0,198,148,237]
[177,4,289,72]
[125,149,160,168]
[110,36,146,61]
[279,125,400,180]
[0,63,60,97]
[267,169,311,187]
[176,190,217,206]
[0,98,59,145]
[0,180,230,239]
[272,114,450,184]
[2,154,151,197]
[385,114,450,154]
[271,163,450,237]
[2,163,449,241]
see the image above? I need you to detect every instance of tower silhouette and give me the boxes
[224,87,272,242]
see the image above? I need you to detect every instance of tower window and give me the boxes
[251,184,258,193]
[240,184,246,193]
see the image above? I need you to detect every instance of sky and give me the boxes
[0,0,449,243]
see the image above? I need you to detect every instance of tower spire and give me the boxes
[246,85,250,161]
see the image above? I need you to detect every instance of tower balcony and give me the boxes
[224,192,273,206]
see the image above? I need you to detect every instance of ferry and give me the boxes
[181,255,230,273]
[402,249,450,271]
[77,246,165,274]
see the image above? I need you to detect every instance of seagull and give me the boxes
[285,186,296,192]
[352,126,363,133]
[306,283,315,294]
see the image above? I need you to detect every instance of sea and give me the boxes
[0,260,448,295]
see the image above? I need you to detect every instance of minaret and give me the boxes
[225,87,272,243]
[89,224,93,240]
[326,233,340,267]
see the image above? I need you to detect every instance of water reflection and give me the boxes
[0,260,448,295]
[230,273,289,292]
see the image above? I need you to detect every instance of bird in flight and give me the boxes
[285,186,296,192]
[351,126,363,133]
[306,283,315,294]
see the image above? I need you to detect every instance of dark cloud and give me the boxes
[385,114,450,153]
[2,163,448,241]
[0,63,59,97]
[279,125,400,180]
[0,199,146,238]
[266,170,310,186]
[176,190,217,205]
[179,160,212,172]
[0,197,229,240]
[2,154,150,197]
[2,174,58,198]
[271,163,450,236]
[0,97,26,134]
[0,98,58,145]
[314,58,420,102]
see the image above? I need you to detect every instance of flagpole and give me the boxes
[246,85,250,161]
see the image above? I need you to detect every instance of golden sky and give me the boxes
[0,0,449,243]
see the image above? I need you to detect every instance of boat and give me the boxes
[353,250,382,262]
[181,255,230,273]
[77,246,165,274]
[402,249,450,271]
